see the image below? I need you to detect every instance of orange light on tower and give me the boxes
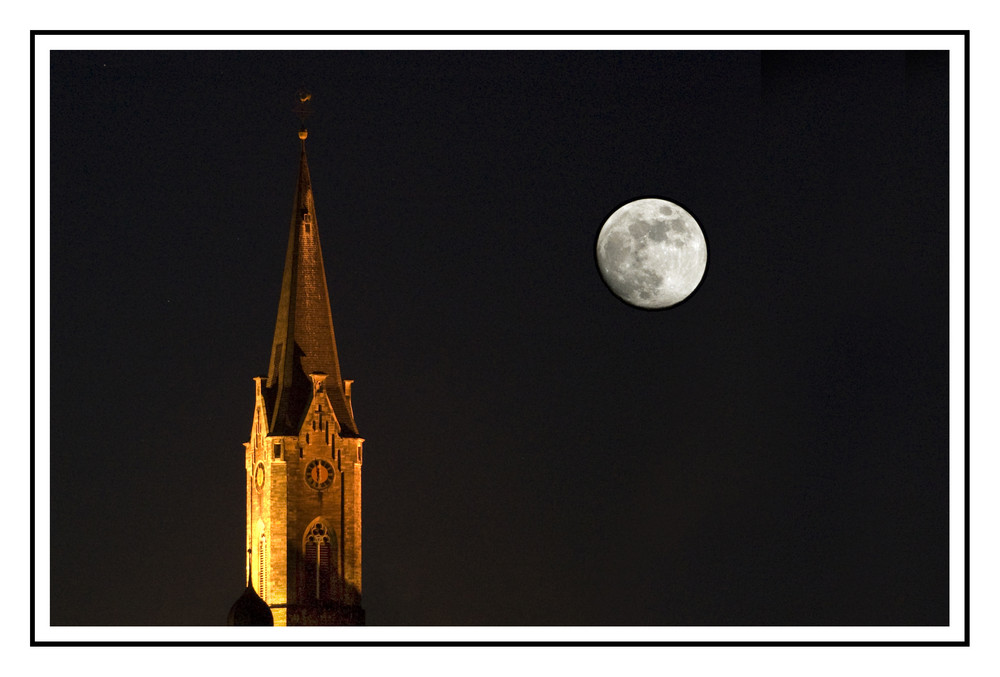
[230,92,365,626]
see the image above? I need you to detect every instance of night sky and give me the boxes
[47,47,950,627]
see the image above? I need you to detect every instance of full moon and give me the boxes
[596,197,708,309]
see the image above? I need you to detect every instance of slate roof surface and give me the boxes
[264,133,359,438]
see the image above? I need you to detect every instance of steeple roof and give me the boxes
[264,129,359,437]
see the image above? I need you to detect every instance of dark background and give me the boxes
[48,49,950,626]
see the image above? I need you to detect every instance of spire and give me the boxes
[264,101,359,437]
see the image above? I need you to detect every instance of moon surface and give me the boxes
[596,198,708,309]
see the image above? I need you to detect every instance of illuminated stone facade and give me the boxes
[243,128,364,626]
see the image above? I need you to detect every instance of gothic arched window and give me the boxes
[303,521,336,601]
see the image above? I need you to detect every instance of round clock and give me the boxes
[305,459,335,491]
[254,462,266,489]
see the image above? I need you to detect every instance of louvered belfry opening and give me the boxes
[303,521,335,601]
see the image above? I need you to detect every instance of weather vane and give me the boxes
[293,88,314,128]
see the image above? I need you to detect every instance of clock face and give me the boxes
[305,459,335,491]
[254,463,266,489]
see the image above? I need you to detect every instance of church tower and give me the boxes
[241,113,364,626]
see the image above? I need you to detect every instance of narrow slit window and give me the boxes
[258,534,267,601]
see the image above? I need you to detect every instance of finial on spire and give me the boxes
[294,88,314,140]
